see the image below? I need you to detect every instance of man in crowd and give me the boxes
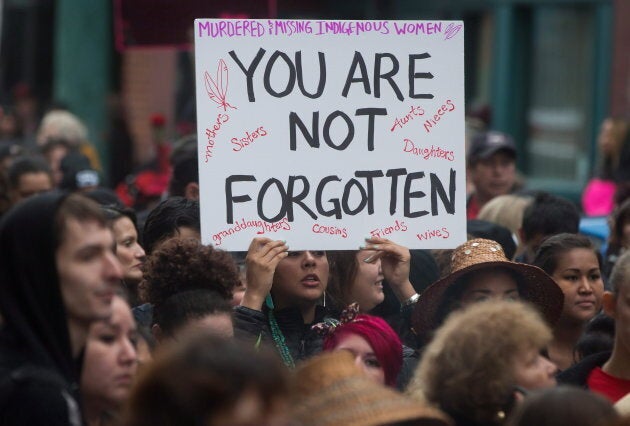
[466,130,518,219]
[0,192,123,424]
[6,155,53,206]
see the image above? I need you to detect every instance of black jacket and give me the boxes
[397,345,419,391]
[557,351,611,388]
[0,192,82,425]
[234,305,333,364]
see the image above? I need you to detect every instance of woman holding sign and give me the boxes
[233,237,332,367]
[233,236,417,368]
[325,240,423,388]
[326,240,419,314]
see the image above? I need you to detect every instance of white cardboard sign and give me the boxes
[194,19,466,250]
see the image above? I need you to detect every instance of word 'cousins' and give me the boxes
[312,224,348,238]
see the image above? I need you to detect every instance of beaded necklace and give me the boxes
[266,295,295,368]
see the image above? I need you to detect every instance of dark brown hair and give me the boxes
[122,335,289,426]
[144,238,240,304]
[532,233,601,276]
[54,193,108,248]
[608,199,630,254]
[326,250,361,310]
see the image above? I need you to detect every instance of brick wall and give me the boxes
[122,50,177,165]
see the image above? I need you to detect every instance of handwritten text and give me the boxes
[416,227,450,240]
[390,105,426,132]
[312,224,348,238]
[403,139,454,161]
[212,217,291,246]
[204,114,229,163]
[231,126,268,152]
[423,100,455,133]
[369,220,408,238]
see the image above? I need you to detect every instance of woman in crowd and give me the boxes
[604,199,630,279]
[235,237,329,367]
[143,238,240,347]
[326,250,386,314]
[533,233,605,371]
[325,239,425,351]
[102,205,145,307]
[597,117,630,184]
[326,239,418,314]
[235,236,415,367]
[411,238,564,346]
[583,117,630,216]
[121,334,290,426]
[315,303,402,388]
[408,300,558,426]
[507,386,617,426]
[81,294,138,426]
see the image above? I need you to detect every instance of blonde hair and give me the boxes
[37,110,88,147]
[408,300,552,425]
[478,194,533,235]
[478,194,532,257]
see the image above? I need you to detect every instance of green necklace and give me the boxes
[266,295,295,368]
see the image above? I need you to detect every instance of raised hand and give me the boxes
[240,237,288,311]
[361,237,416,302]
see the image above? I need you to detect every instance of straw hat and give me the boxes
[291,351,452,426]
[411,238,564,335]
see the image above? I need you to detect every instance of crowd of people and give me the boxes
[1,94,630,426]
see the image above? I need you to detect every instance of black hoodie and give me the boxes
[0,192,82,425]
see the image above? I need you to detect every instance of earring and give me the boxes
[322,290,327,308]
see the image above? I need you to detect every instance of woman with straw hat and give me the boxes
[411,238,564,346]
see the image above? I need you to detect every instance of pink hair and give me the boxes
[323,314,402,387]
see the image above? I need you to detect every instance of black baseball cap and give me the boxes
[467,131,517,164]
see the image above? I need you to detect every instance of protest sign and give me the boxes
[194,19,466,250]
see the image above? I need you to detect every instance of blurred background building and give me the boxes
[0,0,627,200]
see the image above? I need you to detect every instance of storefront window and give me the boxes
[526,6,595,188]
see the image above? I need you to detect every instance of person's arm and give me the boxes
[362,237,417,303]
[234,237,288,346]
[240,237,288,312]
